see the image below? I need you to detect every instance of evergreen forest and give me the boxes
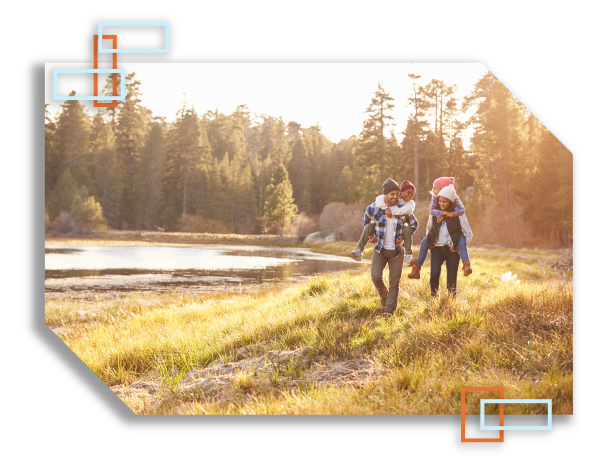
[45,70,573,248]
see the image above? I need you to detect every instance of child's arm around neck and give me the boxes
[389,199,414,216]
[452,195,465,216]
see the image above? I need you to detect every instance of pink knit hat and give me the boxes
[433,177,455,189]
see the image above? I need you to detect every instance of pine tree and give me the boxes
[337,165,355,203]
[90,113,124,228]
[45,104,59,200]
[227,158,258,233]
[135,120,167,229]
[54,92,92,190]
[115,72,148,228]
[164,104,211,229]
[464,71,527,211]
[48,169,78,217]
[356,83,396,185]
[268,118,291,166]
[525,130,572,246]
[98,73,122,132]
[264,164,298,235]
[304,125,331,213]
[402,72,429,195]
[287,134,311,209]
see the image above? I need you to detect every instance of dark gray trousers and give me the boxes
[371,248,404,313]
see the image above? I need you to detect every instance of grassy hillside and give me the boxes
[46,249,572,415]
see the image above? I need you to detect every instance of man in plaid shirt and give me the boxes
[363,178,418,319]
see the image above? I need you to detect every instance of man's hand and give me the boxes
[396,236,404,245]
[385,208,392,218]
[437,216,444,223]
[368,235,378,244]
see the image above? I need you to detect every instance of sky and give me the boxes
[47,62,488,143]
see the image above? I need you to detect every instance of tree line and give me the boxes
[45,70,572,247]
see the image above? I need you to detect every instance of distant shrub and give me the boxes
[333,202,367,241]
[71,193,107,234]
[176,214,230,234]
[50,211,76,235]
[319,202,346,230]
[288,213,317,244]
[471,198,527,248]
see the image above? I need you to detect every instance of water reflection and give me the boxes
[45,245,367,298]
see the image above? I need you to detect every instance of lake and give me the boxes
[45,245,368,299]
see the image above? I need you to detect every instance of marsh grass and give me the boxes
[46,249,572,415]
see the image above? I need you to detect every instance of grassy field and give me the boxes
[45,245,572,415]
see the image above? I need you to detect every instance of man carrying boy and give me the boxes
[356,178,418,319]
[346,180,418,266]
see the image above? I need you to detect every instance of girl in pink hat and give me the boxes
[407,177,473,279]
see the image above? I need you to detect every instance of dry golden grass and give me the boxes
[46,248,572,415]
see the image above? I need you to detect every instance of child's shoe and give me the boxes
[463,260,473,276]
[346,249,362,262]
[407,264,421,279]
[404,254,415,267]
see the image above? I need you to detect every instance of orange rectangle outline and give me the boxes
[93,35,117,107]
[461,387,504,442]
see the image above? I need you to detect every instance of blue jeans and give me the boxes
[417,234,469,265]
[430,245,461,297]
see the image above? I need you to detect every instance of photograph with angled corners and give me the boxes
[44,63,572,415]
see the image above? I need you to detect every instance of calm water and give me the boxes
[45,245,367,298]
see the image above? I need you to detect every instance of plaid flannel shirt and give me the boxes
[364,202,419,254]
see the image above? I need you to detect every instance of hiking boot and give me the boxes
[346,249,362,262]
[407,264,421,279]
[463,260,473,277]
[382,309,394,319]
[409,256,418,267]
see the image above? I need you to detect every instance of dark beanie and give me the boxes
[382,178,400,195]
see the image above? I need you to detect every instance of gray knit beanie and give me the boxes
[382,178,400,195]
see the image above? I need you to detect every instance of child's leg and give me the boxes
[357,222,376,252]
[458,234,469,261]
[402,225,413,256]
[417,236,429,265]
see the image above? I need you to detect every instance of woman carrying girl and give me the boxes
[423,184,473,297]
[408,176,473,279]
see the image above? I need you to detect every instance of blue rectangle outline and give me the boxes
[53,69,126,101]
[480,399,552,430]
[98,22,170,53]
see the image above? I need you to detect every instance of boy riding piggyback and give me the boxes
[346,180,418,265]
